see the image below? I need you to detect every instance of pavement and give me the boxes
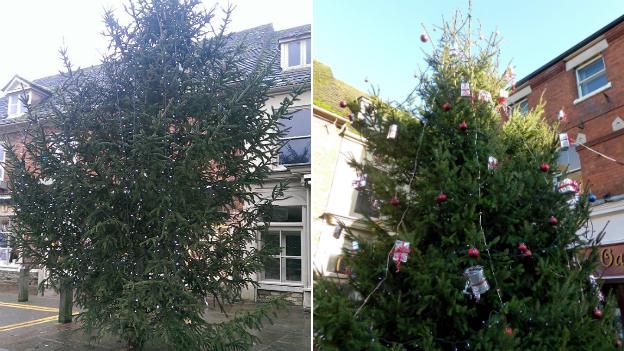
[0,287,310,351]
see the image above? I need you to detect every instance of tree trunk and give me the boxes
[17,267,29,302]
[58,278,73,323]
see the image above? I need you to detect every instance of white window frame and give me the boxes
[258,206,304,289]
[0,144,5,181]
[277,107,311,166]
[280,37,311,70]
[575,56,610,100]
[259,227,305,287]
[261,228,303,284]
[7,91,31,117]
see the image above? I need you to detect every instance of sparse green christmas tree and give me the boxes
[6,0,297,349]
[314,13,619,351]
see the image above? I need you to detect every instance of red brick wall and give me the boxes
[523,21,624,197]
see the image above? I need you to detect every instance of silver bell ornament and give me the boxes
[463,265,489,302]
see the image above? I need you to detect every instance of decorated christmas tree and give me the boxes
[6,0,297,349]
[314,13,620,351]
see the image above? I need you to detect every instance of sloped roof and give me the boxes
[313,60,366,116]
[0,23,311,121]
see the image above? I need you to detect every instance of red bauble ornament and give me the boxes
[459,121,468,131]
[593,308,603,319]
[498,96,507,105]
[420,33,429,43]
[518,242,528,253]
[339,100,348,108]
[390,195,400,206]
[436,192,448,203]
[468,247,480,258]
[524,249,533,258]
[539,162,550,172]
[442,102,451,111]
[348,113,354,122]
[549,215,558,226]
[504,327,513,336]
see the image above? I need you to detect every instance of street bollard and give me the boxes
[58,279,73,324]
[17,267,29,302]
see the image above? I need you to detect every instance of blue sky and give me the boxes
[314,0,624,102]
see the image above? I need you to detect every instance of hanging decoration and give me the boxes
[549,215,558,226]
[478,90,492,103]
[463,265,489,302]
[352,173,368,191]
[420,33,429,43]
[459,121,468,131]
[461,82,471,97]
[390,194,400,206]
[518,242,528,253]
[442,102,452,111]
[352,240,360,252]
[392,240,410,272]
[559,133,570,151]
[487,156,498,170]
[589,193,597,203]
[498,89,509,105]
[558,109,568,122]
[504,65,516,90]
[468,247,480,258]
[339,100,348,108]
[593,307,604,319]
[436,192,448,203]
[589,274,606,304]
[539,162,550,172]
[558,178,580,195]
[387,123,398,139]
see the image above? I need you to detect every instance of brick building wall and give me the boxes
[515,19,624,197]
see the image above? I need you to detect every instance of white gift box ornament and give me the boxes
[478,90,492,102]
[559,133,570,151]
[461,83,471,97]
[352,174,368,191]
[392,240,410,272]
[558,109,567,122]
[558,178,580,195]
[463,265,489,302]
[387,123,398,139]
[352,241,359,251]
[487,156,498,170]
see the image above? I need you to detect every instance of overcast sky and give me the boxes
[0,0,311,93]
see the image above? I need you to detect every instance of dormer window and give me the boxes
[7,92,30,117]
[280,37,311,70]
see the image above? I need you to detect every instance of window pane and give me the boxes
[285,258,301,281]
[284,232,301,256]
[518,100,529,115]
[305,39,311,64]
[557,147,581,172]
[8,96,17,115]
[280,109,311,138]
[354,191,372,216]
[270,206,302,222]
[580,74,608,96]
[288,41,301,67]
[262,231,280,252]
[263,257,280,280]
[578,58,605,81]
[279,137,311,165]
